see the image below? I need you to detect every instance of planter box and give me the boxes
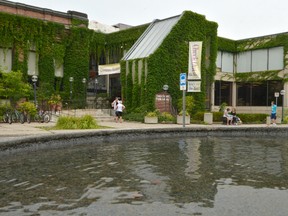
[144,116,158,124]
[177,115,190,125]
[204,113,213,124]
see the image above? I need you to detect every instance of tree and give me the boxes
[0,70,32,105]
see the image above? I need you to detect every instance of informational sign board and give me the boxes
[187,81,201,92]
[274,92,279,97]
[180,73,186,90]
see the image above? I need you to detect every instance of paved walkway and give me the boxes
[0,120,284,138]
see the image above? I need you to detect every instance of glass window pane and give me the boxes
[28,52,38,75]
[251,82,267,106]
[214,81,232,106]
[216,51,222,68]
[0,48,12,72]
[222,52,233,73]
[237,83,251,106]
[236,51,251,73]
[55,64,63,77]
[252,49,267,72]
[268,47,284,70]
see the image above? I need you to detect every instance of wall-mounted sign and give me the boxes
[187,81,201,92]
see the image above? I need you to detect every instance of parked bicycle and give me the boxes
[22,111,31,123]
[10,109,25,124]
[34,110,50,123]
[2,110,12,124]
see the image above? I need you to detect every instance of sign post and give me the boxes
[275,92,279,106]
[180,73,187,128]
[280,90,285,123]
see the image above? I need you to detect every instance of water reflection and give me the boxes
[0,137,288,215]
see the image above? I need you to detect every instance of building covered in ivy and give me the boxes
[0,0,287,115]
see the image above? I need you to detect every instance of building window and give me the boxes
[216,51,233,73]
[237,80,283,106]
[236,47,283,73]
[27,51,38,75]
[214,81,232,106]
[0,48,12,72]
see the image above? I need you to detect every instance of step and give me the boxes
[56,109,114,122]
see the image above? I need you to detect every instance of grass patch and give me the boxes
[53,115,103,130]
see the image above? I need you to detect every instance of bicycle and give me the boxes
[10,109,25,124]
[34,110,50,123]
[2,110,12,124]
[22,111,31,123]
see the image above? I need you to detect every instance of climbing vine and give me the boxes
[121,11,218,113]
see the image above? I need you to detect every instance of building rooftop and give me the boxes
[122,14,181,61]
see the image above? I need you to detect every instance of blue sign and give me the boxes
[180,73,186,90]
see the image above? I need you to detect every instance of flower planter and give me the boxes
[144,116,158,124]
[177,115,190,125]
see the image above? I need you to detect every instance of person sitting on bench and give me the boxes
[223,108,233,125]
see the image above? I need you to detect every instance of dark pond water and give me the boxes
[0,137,288,216]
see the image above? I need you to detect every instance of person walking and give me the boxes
[111,97,118,121]
[270,101,277,126]
[115,100,125,123]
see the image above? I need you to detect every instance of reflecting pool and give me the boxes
[1,136,288,216]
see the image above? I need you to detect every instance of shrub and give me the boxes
[178,110,190,116]
[123,112,145,122]
[219,102,227,112]
[177,95,194,115]
[283,115,288,124]
[18,101,37,116]
[192,111,267,124]
[159,112,175,123]
[55,115,99,129]
[145,109,160,117]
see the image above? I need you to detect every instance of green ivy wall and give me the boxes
[0,11,147,104]
[121,11,218,113]
[1,9,287,111]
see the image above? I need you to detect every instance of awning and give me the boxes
[98,63,120,75]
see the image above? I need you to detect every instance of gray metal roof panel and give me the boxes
[123,15,181,61]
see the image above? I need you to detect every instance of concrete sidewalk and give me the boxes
[0,120,283,138]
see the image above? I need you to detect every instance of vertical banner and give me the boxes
[188,41,202,80]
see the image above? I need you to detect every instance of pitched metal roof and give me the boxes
[122,15,181,61]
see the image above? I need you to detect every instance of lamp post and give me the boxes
[31,75,38,107]
[82,78,87,108]
[94,78,98,108]
[69,76,74,103]
[280,89,285,123]
[163,84,169,112]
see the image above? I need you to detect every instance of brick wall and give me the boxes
[0,0,88,26]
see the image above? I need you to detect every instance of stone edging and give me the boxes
[0,126,287,152]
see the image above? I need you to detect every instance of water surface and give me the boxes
[0,137,288,215]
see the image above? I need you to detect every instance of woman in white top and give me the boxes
[223,108,233,125]
[115,100,125,123]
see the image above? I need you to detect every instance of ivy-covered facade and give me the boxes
[1,1,287,115]
[215,35,288,114]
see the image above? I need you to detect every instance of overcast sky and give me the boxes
[8,0,288,40]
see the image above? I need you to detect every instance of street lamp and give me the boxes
[163,84,169,112]
[31,75,38,106]
[94,78,98,108]
[69,77,74,102]
[82,78,87,108]
[280,89,285,123]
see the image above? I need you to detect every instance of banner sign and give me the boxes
[98,63,120,75]
[187,81,201,92]
[188,41,202,80]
